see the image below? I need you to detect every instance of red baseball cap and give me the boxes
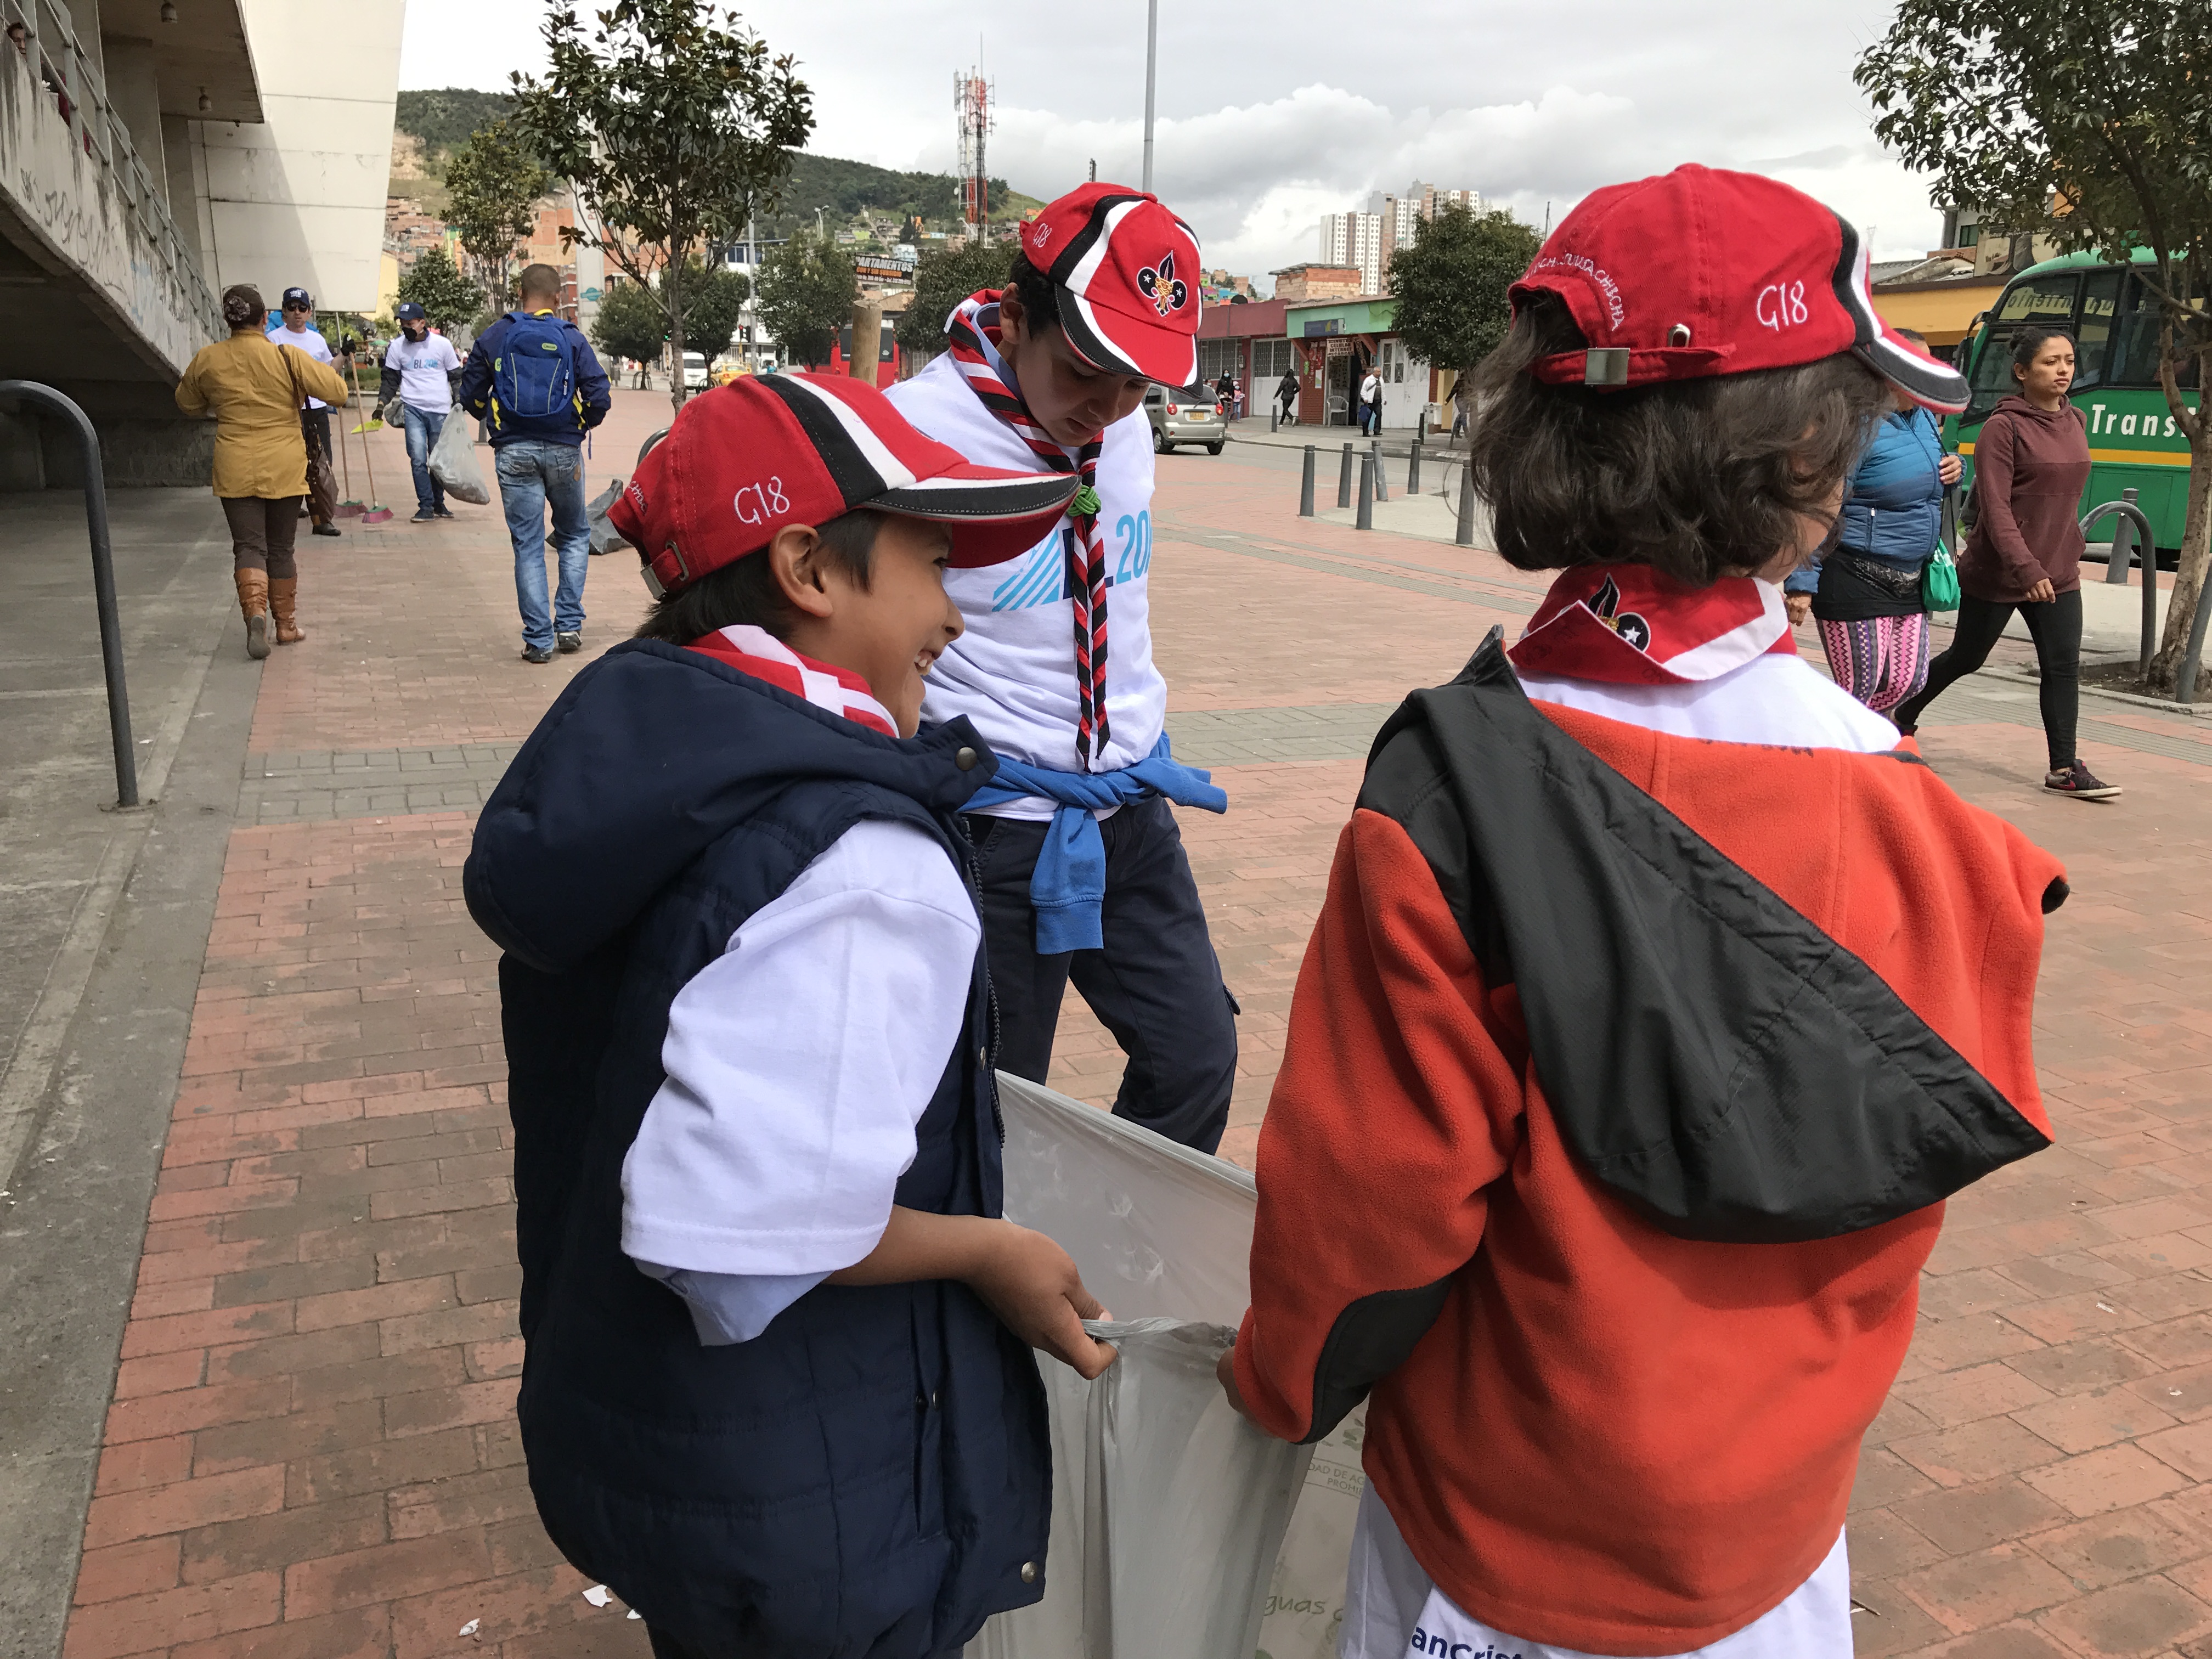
[608,372,1080,597]
[1511,165,1970,414]
[1020,182,1203,386]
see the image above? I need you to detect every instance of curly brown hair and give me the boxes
[1467,295,1887,584]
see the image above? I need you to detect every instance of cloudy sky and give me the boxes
[399,0,1945,287]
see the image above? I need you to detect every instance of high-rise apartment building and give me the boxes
[1321,182,1483,294]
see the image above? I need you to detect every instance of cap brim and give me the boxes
[1056,285,1200,386]
[1832,213,1970,414]
[870,466,1081,567]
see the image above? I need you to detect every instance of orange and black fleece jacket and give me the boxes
[1233,634,2067,1656]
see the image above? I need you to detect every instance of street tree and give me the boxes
[509,0,812,414]
[896,241,1013,362]
[756,229,857,368]
[680,258,753,361]
[443,119,549,310]
[591,278,667,378]
[1858,0,2212,695]
[1386,205,1542,436]
[395,247,484,335]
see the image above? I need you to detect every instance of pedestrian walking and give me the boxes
[885,182,1238,1154]
[1782,327,1964,717]
[465,373,1102,1659]
[1358,363,1381,435]
[1894,326,2117,797]
[1215,370,1237,420]
[1223,166,2065,1659]
[174,284,351,658]
[264,286,342,538]
[1449,370,1476,444]
[1277,365,1299,427]
[458,263,612,663]
[376,302,463,524]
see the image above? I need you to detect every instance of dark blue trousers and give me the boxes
[968,795,1237,1154]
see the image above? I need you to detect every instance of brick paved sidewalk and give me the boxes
[57,399,2212,1659]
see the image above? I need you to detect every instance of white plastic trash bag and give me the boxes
[970,1075,1369,1659]
[427,410,490,505]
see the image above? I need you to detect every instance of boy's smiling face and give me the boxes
[774,515,963,738]
[996,293,1150,447]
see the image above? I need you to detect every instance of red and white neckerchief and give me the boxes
[1509,564,1796,685]
[945,290,1110,767]
[685,624,898,737]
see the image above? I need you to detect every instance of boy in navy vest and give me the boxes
[458,262,612,663]
[465,372,1115,1659]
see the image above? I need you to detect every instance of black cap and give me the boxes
[281,286,313,309]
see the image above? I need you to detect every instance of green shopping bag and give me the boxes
[1926,482,1962,613]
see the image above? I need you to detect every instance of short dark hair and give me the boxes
[222,284,264,330]
[1003,255,1060,340]
[2013,326,2074,378]
[1466,294,1887,584]
[633,509,883,645]
[517,263,562,304]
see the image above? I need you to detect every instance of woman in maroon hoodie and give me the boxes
[1895,326,2119,797]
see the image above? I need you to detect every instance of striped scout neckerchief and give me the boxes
[685,624,900,737]
[945,290,1111,768]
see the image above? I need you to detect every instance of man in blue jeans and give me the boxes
[377,302,463,523]
[458,264,611,663]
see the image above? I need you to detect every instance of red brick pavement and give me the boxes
[60,396,2212,1658]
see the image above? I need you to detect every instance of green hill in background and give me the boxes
[392,89,1045,236]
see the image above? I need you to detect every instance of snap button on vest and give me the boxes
[955,746,979,771]
[1019,1561,1037,1584]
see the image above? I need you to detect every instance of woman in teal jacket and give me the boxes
[1784,329,1964,715]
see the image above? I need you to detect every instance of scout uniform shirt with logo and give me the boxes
[887,336,1163,817]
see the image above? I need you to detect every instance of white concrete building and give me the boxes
[1321,182,1483,298]
[0,0,405,487]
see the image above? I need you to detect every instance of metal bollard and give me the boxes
[1338,443,1355,509]
[1372,440,1389,503]
[1408,438,1422,495]
[1356,453,1375,529]
[2103,485,2141,584]
[1270,402,1279,434]
[1456,462,1476,548]
[1299,444,1316,517]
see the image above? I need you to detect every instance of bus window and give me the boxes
[2109,273,2202,390]
[1964,324,2025,421]
[2073,270,2121,389]
[1994,272,2080,326]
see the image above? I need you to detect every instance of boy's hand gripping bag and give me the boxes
[964,1074,1369,1659]
[427,413,492,506]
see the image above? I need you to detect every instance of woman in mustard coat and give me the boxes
[175,284,351,658]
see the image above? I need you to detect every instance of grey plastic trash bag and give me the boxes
[970,1075,1368,1659]
[586,478,629,555]
[427,411,490,505]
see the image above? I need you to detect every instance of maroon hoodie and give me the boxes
[1961,394,2091,602]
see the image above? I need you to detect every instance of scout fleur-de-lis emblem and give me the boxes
[1588,574,1651,652]
[1137,251,1188,318]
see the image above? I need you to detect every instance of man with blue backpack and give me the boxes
[459,263,612,663]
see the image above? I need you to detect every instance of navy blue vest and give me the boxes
[467,641,1051,1657]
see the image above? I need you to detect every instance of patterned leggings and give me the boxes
[1816,613,1929,715]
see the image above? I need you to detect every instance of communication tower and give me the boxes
[953,70,993,236]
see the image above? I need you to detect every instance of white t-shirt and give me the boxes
[1338,640,1894,1659]
[887,344,1166,819]
[383,331,461,413]
[267,319,335,410]
[622,805,980,1345]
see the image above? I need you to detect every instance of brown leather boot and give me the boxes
[234,568,270,659]
[268,576,304,644]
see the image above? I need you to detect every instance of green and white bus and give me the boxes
[1949,249,2200,558]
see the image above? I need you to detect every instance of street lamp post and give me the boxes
[1141,0,1158,193]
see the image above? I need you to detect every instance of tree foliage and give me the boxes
[896,241,1013,359]
[1858,0,2212,692]
[679,259,753,359]
[442,119,549,309]
[395,247,484,335]
[1386,206,1542,382]
[590,278,667,369]
[510,0,812,413]
[755,230,857,368]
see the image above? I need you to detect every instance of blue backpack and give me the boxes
[493,313,578,426]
